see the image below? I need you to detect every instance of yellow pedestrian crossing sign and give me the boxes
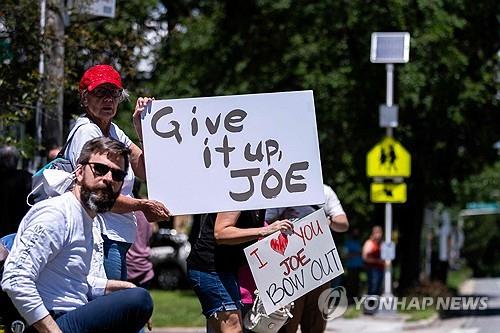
[366,136,411,178]
[371,182,407,203]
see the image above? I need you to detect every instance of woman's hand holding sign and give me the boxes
[260,219,294,237]
[133,97,154,141]
[214,212,293,246]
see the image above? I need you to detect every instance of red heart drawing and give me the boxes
[270,233,289,256]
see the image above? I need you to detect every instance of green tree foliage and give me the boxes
[1,0,498,290]
[0,0,42,155]
[452,161,500,277]
[0,0,161,152]
[152,0,499,290]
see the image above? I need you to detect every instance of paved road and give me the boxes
[460,315,500,333]
[154,277,500,333]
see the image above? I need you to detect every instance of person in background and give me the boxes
[1,137,153,333]
[64,64,170,280]
[266,184,349,333]
[343,227,364,303]
[0,145,32,237]
[362,225,385,296]
[45,139,62,161]
[126,179,155,289]
[187,211,293,333]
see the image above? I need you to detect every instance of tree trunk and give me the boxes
[397,170,425,292]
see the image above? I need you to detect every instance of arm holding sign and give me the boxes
[214,211,293,245]
[130,96,154,180]
[111,195,170,222]
[323,184,349,232]
[70,64,170,281]
[109,96,170,222]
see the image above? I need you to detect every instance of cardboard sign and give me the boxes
[244,209,344,314]
[141,91,324,215]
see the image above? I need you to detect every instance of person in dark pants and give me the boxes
[344,227,364,303]
[64,64,170,281]
[0,145,32,237]
[362,226,385,296]
[268,184,349,333]
[1,137,153,333]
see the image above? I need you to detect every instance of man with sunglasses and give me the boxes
[64,64,170,282]
[2,137,153,333]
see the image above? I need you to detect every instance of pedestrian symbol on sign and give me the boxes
[367,136,410,178]
[379,145,398,172]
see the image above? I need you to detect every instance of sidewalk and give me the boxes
[153,277,500,333]
[152,314,456,333]
[152,314,445,333]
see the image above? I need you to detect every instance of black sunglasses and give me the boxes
[90,87,123,99]
[84,162,127,182]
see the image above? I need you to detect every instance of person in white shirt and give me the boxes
[1,137,153,333]
[265,184,349,333]
[64,64,170,281]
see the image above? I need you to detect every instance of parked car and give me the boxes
[150,228,191,290]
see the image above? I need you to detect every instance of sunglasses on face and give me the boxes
[83,162,127,182]
[90,87,123,99]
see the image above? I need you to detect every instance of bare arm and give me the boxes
[329,214,349,233]
[105,280,136,295]
[111,194,170,222]
[129,142,146,181]
[214,211,293,245]
[33,315,63,333]
[130,96,155,181]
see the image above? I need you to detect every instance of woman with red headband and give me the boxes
[64,64,170,281]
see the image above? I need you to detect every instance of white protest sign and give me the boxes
[244,209,344,314]
[141,91,324,215]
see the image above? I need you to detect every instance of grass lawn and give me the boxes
[447,266,472,291]
[151,289,205,327]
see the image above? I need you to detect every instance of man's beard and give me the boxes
[80,183,120,213]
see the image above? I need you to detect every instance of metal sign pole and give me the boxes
[384,202,392,296]
[369,32,411,312]
[383,63,394,298]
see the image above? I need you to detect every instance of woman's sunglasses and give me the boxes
[90,87,123,99]
[84,162,127,182]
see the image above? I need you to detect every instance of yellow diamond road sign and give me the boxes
[367,136,411,178]
[371,183,407,203]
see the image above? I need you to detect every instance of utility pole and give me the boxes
[44,0,65,148]
[367,32,411,315]
[35,0,115,167]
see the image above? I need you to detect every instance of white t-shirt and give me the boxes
[265,184,345,221]
[64,116,137,243]
[1,193,105,325]
[322,184,345,218]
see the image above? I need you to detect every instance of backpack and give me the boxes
[27,123,86,206]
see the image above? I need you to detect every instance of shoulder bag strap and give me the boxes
[56,116,94,158]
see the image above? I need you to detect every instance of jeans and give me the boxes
[56,288,153,333]
[102,234,131,281]
[367,268,384,295]
[187,269,242,318]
